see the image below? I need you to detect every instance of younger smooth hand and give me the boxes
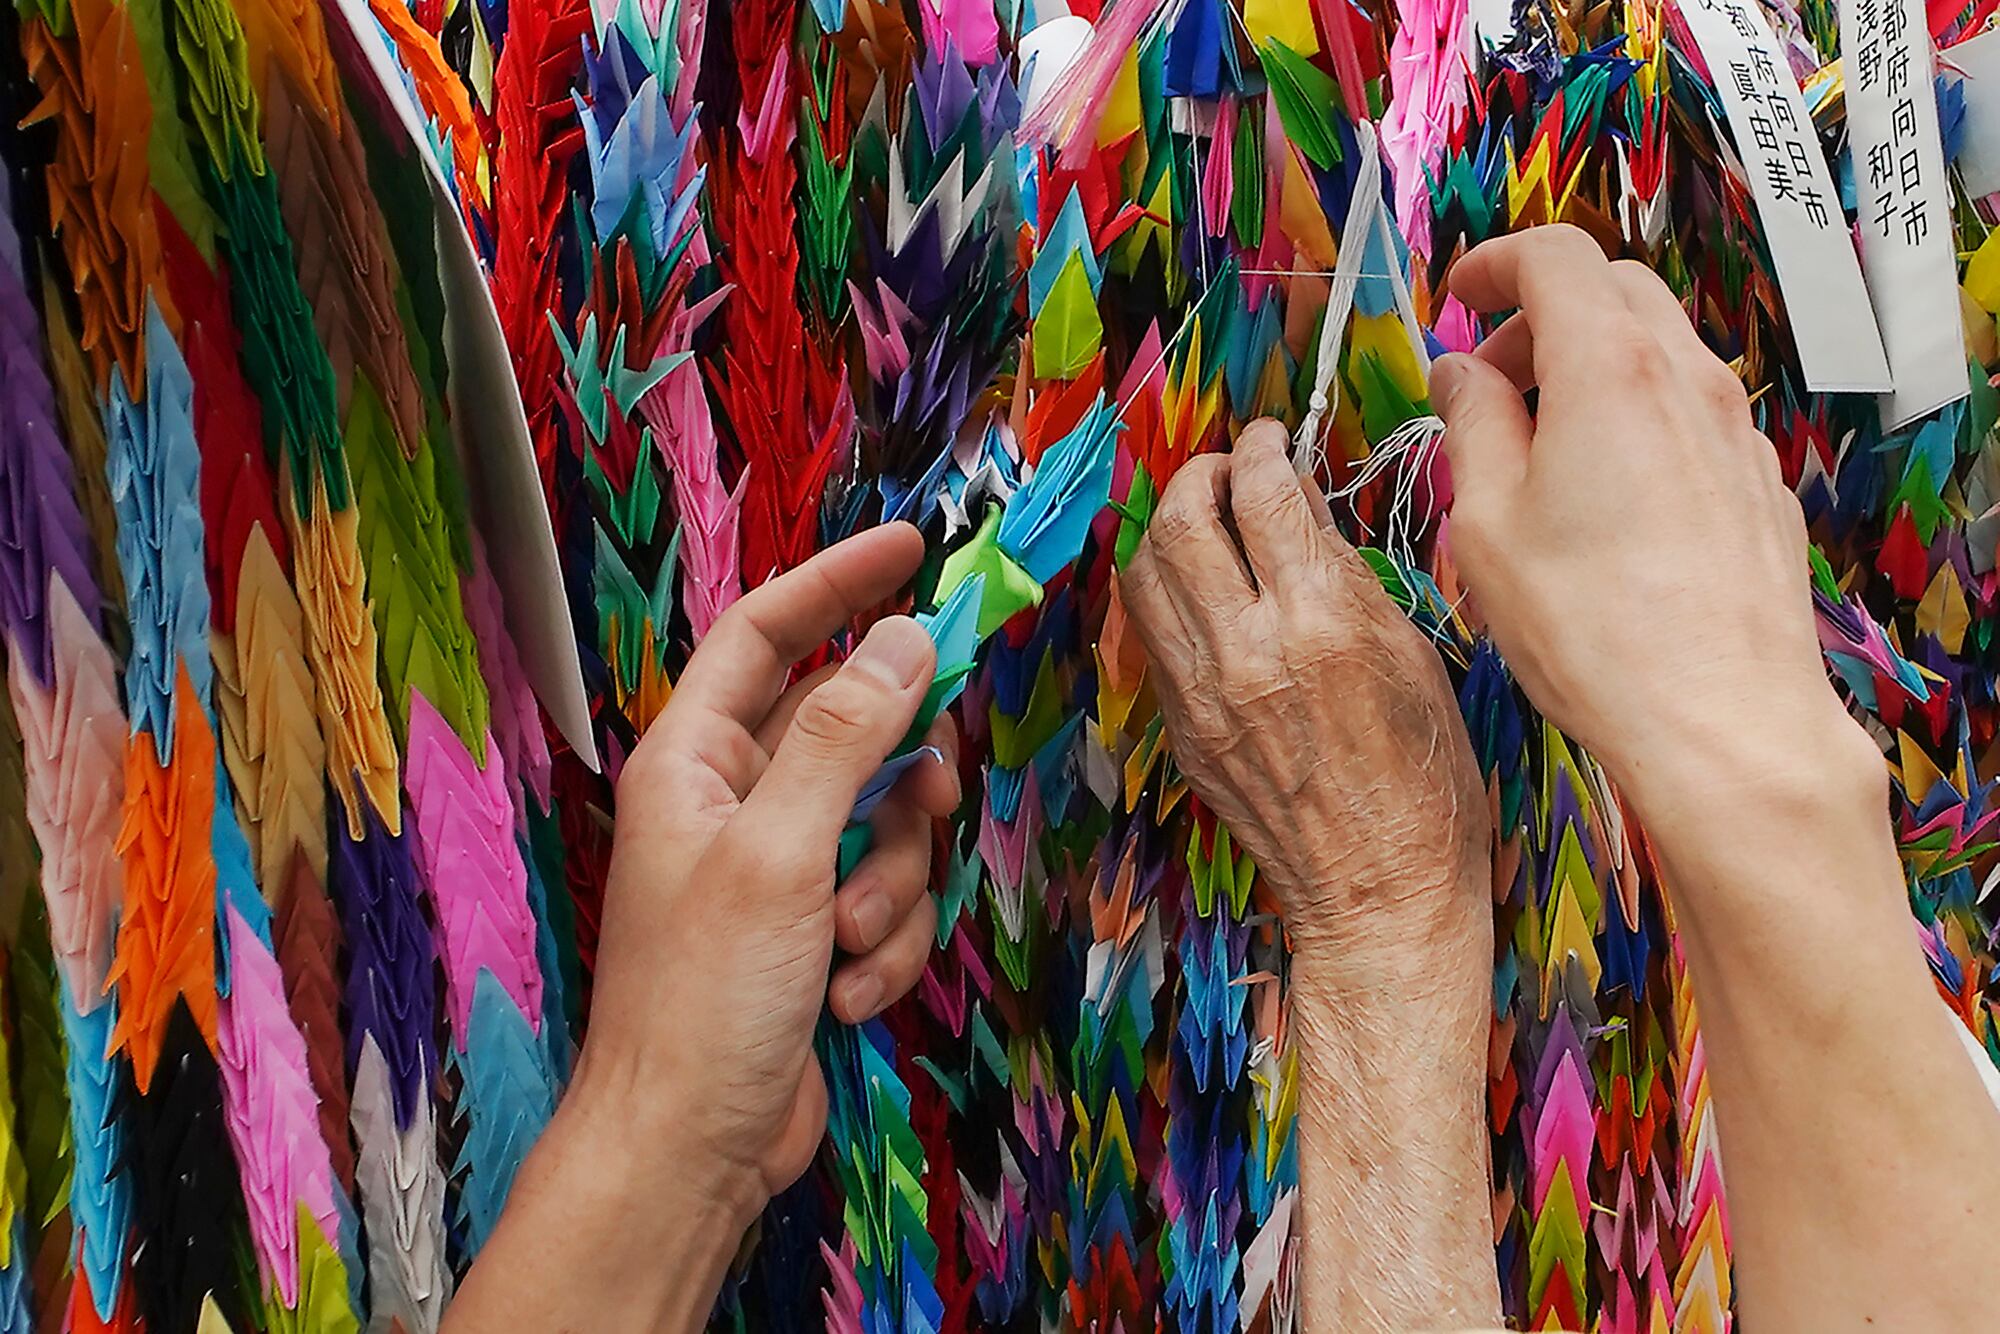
[447,526,957,1334]
[1432,225,1871,812]
[574,524,957,1213]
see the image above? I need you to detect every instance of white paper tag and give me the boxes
[325,0,600,769]
[1469,0,1517,46]
[1679,0,1893,393]
[1948,27,2000,197]
[1843,0,1969,426]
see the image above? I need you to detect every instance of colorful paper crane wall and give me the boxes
[0,0,571,1326]
[0,0,1998,1329]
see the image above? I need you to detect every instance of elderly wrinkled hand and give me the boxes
[1120,419,1488,968]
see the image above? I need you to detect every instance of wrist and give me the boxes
[1289,920,1490,1024]
[1292,939,1491,1066]
[1280,846,1491,1001]
[1289,906,1491,1117]
[452,1076,763,1334]
[560,1062,769,1234]
[549,1090,759,1329]
[1615,697,1910,971]
[1612,691,1888,869]
[1289,931,1501,1330]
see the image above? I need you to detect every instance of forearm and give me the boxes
[1628,709,2000,1331]
[1289,905,1502,1333]
[444,1084,760,1334]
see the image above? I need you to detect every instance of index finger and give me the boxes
[1228,419,1327,596]
[669,522,926,729]
[1447,226,1631,388]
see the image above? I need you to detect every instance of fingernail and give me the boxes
[850,617,934,690]
[1301,474,1337,530]
[848,888,892,949]
[1428,354,1470,416]
[927,730,961,803]
[842,972,884,1022]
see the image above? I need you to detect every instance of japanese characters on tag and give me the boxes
[1843,0,1968,426]
[1680,0,1892,392]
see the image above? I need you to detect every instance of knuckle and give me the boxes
[1175,454,1229,491]
[1158,459,1225,521]
[1609,257,1671,304]
[792,676,881,747]
[888,807,934,865]
[613,742,674,807]
[1237,417,1291,455]
[906,843,936,896]
[1149,504,1198,546]
[1234,471,1292,524]
[880,918,938,986]
[1122,550,1169,612]
[1601,321,1660,371]
[1532,222,1598,262]
[706,588,760,642]
[1554,222,1604,257]
[1699,362,1751,413]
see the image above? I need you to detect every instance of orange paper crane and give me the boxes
[17,0,174,394]
[108,669,219,1090]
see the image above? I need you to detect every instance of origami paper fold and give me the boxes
[348,1035,449,1334]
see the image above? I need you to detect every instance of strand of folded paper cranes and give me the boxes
[0,0,581,1327]
[0,97,133,1332]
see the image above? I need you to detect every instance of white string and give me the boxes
[1327,417,1431,501]
[1291,120,1434,481]
[1385,418,1445,570]
[1290,155,1378,479]
[1421,586,1475,659]
[1237,268,1417,280]
[1107,251,1449,571]
[1096,249,1461,653]
[1109,268,1230,428]
[1090,121,1450,579]
[1328,412,1447,568]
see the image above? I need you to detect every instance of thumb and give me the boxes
[1431,351,1532,508]
[731,614,937,867]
